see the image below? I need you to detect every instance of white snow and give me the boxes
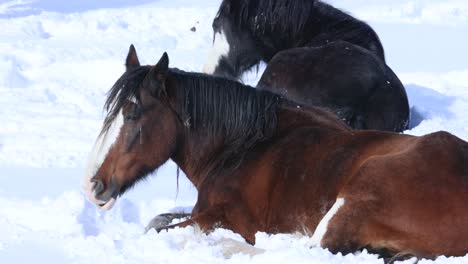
[0,0,467,263]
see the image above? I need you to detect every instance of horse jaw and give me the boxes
[83,110,124,210]
[203,30,230,74]
[99,197,116,210]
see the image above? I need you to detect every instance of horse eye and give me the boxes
[125,111,140,122]
[124,115,135,121]
[124,104,142,122]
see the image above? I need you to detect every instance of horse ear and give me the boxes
[147,52,169,97]
[154,52,169,76]
[126,44,140,71]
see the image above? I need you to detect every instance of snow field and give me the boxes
[1,0,468,263]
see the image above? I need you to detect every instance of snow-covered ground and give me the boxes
[0,0,467,263]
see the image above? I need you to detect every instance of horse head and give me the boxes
[203,0,262,79]
[84,46,181,210]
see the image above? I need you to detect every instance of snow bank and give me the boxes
[351,0,468,26]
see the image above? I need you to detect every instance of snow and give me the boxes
[0,0,467,263]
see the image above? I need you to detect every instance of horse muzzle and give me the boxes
[84,177,119,210]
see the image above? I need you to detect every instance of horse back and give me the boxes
[257,41,384,103]
[257,41,409,131]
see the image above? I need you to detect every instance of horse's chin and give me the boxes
[98,197,116,210]
[83,180,118,210]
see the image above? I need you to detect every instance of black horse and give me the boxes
[203,0,385,78]
[203,0,409,132]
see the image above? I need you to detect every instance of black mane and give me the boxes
[103,67,281,170]
[173,69,279,136]
[222,0,384,60]
[234,0,316,39]
[172,69,281,170]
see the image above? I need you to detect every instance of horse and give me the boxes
[256,42,410,132]
[84,46,468,261]
[203,0,385,77]
[203,0,409,132]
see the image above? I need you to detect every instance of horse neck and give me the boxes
[312,1,356,26]
[162,75,215,188]
[255,1,359,59]
[170,100,349,189]
[167,73,276,189]
[310,2,368,38]
[171,127,227,189]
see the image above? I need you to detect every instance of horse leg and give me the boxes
[153,206,225,234]
[310,198,365,255]
[384,253,419,264]
[221,203,259,244]
[145,213,191,233]
[152,203,259,244]
[317,198,422,262]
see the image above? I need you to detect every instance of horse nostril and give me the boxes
[92,179,105,195]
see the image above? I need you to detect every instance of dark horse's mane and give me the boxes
[234,0,364,37]
[102,66,281,171]
[233,0,317,37]
[223,0,384,59]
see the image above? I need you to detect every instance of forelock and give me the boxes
[100,66,151,136]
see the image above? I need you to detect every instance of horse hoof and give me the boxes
[384,253,419,264]
[144,213,190,233]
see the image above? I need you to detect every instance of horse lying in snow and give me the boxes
[84,46,468,261]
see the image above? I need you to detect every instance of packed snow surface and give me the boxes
[0,0,467,263]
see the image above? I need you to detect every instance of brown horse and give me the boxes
[84,46,468,260]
